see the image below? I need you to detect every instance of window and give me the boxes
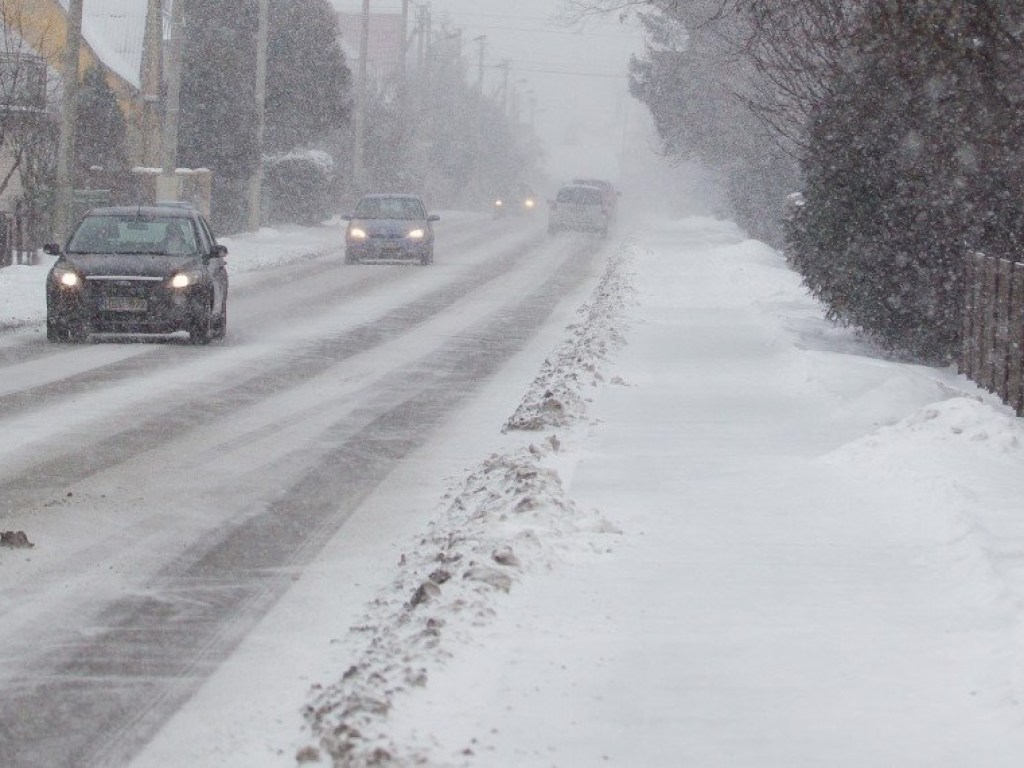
[557,187,602,205]
[355,197,426,220]
[67,216,199,255]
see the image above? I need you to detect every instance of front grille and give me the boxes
[86,276,164,300]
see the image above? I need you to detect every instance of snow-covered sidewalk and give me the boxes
[126,215,1024,767]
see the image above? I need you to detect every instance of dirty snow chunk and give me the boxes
[1,531,34,548]
[302,439,620,766]
[463,566,513,592]
[503,239,637,431]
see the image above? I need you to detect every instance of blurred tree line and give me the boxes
[595,0,1024,363]
[177,0,538,233]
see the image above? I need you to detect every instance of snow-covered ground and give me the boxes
[5,214,1024,766]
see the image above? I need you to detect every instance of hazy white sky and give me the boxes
[330,0,644,182]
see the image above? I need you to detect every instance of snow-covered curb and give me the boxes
[502,239,637,431]
[300,240,639,766]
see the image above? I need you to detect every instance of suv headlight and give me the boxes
[348,226,367,240]
[406,228,425,240]
[53,266,81,288]
[170,269,203,288]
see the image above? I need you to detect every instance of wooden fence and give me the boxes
[960,252,1024,416]
[0,200,44,267]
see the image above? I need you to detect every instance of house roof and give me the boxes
[59,0,154,90]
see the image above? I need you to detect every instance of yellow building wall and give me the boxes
[6,0,143,140]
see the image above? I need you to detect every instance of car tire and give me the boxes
[548,225,558,235]
[420,249,433,266]
[46,316,63,342]
[344,253,357,264]
[212,299,227,340]
[188,301,214,345]
[66,320,88,343]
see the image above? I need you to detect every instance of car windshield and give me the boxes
[67,215,198,255]
[354,197,426,220]
[557,187,603,204]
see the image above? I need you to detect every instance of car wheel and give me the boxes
[212,298,227,340]
[188,301,214,345]
[66,320,88,343]
[548,225,558,235]
[46,316,64,342]
[420,249,433,266]
[344,252,358,264]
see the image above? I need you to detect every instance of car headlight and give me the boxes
[406,228,425,240]
[494,199,503,207]
[348,227,367,240]
[524,198,535,208]
[170,270,203,288]
[53,266,81,288]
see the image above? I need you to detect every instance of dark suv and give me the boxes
[45,206,229,344]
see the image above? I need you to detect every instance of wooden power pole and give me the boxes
[54,0,84,242]
[162,0,187,184]
[351,0,370,195]
[248,0,270,230]
[141,0,164,169]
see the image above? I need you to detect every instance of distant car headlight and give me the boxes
[348,227,368,240]
[53,266,81,288]
[494,199,503,207]
[524,198,535,208]
[407,228,425,239]
[170,270,202,288]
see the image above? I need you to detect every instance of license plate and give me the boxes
[102,297,147,312]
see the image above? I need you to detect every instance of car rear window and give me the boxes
[355,197,426,220]
[557,187,603,204]
[68,215,198,255]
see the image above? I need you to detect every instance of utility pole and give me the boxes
[248,0,270,230]
[54,0,84,242]
[161,0,187,186]
[398,0,409,100]
[351,0,370,195]
[497,59,511,117]
[141,0,164,168]
[472,34,486,96]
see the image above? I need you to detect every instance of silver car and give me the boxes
[548,184,609,237]
[344,194,439,265]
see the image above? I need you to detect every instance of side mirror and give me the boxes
[210,244,228,259]
[428,214,440,222]
[43,243,62,256]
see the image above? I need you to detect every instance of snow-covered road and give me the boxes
[4,212,1024,767]
[0,213,610,766]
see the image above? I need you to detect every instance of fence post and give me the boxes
[994,259,1013,401]
[961,252,977,378]
[1010,263,1024,416]
[0,213,10,268]
[979,255,997,392]
[971,253,987,378]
